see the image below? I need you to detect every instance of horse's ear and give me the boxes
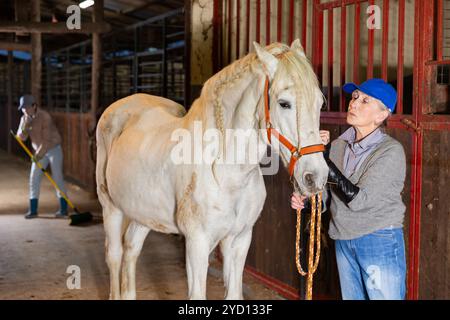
[253,41,278,79]
[290,39,306,58]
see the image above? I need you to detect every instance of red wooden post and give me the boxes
[340,3,346,111]
[367,0,374,79]
[327,9,333,111]
[288,0,295,43]
[277,0,283,42]
[256,0,261,43]
[353,1,360,84]
[302,0,307,52]
[396,0,405,114]
[381,0,389,80]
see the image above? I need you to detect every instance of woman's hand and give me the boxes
[291,192,307,210]
[320,130,330,145]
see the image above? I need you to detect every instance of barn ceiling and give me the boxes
[0,0,185,53]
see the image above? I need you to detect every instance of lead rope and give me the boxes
[295,191,322,300]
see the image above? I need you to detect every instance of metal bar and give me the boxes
[327,9,333,112]
[266,0,271,45]
[396,0,405,114]
[340,3,347,112]
[246,0,250,53]
[123,8,183,31]
[133,28,138,93]
[367,0,374,78]
[312,0,323,85]
[183,2,189,107]
[437,0,443,61]
[219,0,224,69]
[227,0,232,63]
[302,0,307,51]
[353,1,360,83]
[213,0,220,72]
[289,0,295,43]
[277,0,283,42]
[381,0,389,80]
[256,0,261,43]
[236,0,240,57]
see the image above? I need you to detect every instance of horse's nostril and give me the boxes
[303,173,315,187]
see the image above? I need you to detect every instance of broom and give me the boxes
[11,130,93,225]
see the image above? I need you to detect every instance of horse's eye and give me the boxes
[278,100,291,109]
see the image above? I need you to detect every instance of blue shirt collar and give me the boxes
[339,127,385,155]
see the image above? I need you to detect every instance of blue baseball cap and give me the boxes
[342,78,397,113]
[18,94,36,110]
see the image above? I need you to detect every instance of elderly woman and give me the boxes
[291,78,407,300]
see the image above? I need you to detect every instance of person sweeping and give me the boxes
[16,94,68,219]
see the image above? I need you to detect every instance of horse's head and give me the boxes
[254,40,328,196]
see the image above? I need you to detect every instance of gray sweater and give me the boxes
[325,134,407,240]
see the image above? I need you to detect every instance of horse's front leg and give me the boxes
[185,233,211,300]
[220,228,253,300]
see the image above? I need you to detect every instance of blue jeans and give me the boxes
[335,227,406,300]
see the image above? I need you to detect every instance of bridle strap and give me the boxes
[263,76,325,176]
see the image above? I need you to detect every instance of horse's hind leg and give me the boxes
[185,233,211,300]
[121,221,150,300]
[220,228,253,300]
[103,207,125,300]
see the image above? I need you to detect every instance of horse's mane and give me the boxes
[196,42,321,134]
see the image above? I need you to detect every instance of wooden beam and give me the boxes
[0,41,31,51]
[90,0,103,118]
[0,22,111,34]
[31,0,42,107]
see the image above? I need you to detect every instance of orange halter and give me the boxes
[263,76,325,176]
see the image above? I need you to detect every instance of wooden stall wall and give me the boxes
[50,112,96,193]
[419,131,450,299]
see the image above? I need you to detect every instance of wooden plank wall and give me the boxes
[419,130,450,299]
[50,112,96,193]
[246,123,414,299]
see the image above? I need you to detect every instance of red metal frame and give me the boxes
[277,0,283,42]
[327,8,333,111]
[367,0,374,78]
[340,3,346,111]
[381,0,389,80]
[288,0,295,43]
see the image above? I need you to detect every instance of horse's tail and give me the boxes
[95,112,113,208]
[95,104,129,208]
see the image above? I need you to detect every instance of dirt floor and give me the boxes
[0,150,284,300]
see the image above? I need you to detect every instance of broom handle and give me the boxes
[10,130,78,213]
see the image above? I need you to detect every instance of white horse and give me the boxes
[96,40,328,300]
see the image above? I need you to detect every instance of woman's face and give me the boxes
[346,90,388,128]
